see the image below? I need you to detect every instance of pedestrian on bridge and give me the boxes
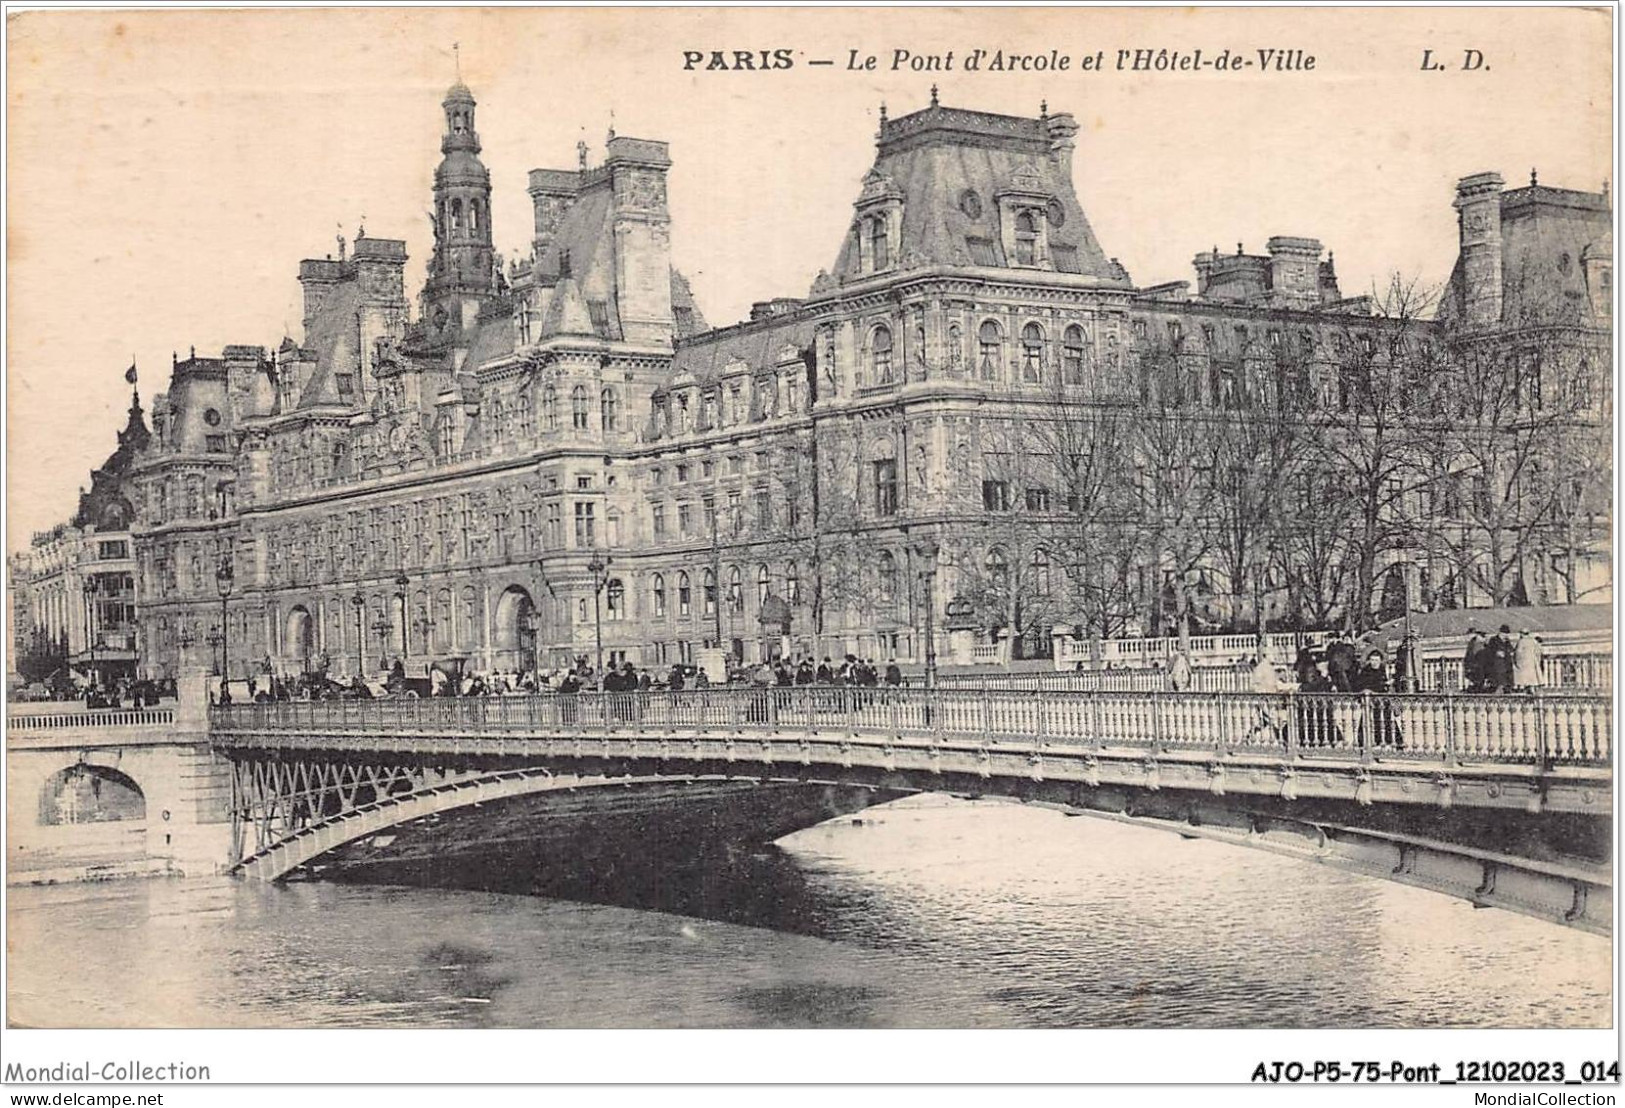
[1326,632,1357,693]
[1513,629,1545,692]
[1464,627,1486,692]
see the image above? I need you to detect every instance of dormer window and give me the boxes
[1015,212,1038,265]
[870,216,890,270]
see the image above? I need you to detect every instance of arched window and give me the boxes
[871,325,894,384]
[600,388,619,433]
[986,547,1009,590]
[605,579,625,621]
[450,198,464,234]
[947,324,964,370]
[702,569,717,616]
[571,386,589,430]
[878,550,898,604]
[1031,548,1053,596]
[1021,322,1044,382]
[653,573,667,618]
[870,216,889,270]
[469,199,480,234]
[728,566,743,614]
[678,572,692,617]
[978,320,1002,379]
[542,386,558,431]
[1063,325,1086,383]
[786,561,800,605]
[757,564,771,606]
[1015,211,1037,265]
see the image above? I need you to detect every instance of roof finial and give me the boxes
[453,41,461,83]
[1237,242,1244,255]
[356,214,366,240]
[930,84,939,107]
[577,138,589,169]
[190,344,196,359]
[1530,166,1538,187]
[879,101,887,126]
[336,224,346,262]
[607,107,616,143]
[1040,99,1048,119]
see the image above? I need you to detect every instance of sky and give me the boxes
[6,5,1613,553]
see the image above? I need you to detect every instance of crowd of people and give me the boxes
[82,676,174,709]
[220,652,913,703]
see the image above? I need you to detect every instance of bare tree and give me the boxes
[1310,276,1445,630]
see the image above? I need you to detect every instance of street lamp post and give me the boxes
[913,540,940,688]
[215,555,234,692]
[587,552,611,688]
[394,572,411,667]
[350,592,365,678]
[82,578,98,690]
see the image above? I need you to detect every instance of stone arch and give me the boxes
[40,763,146,826]
[493,585,537,671]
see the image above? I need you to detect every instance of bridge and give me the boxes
[209,686,1613,934]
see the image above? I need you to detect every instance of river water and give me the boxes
[5,796,1611,1028]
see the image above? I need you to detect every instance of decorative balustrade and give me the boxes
[210,687,1612,767]
[8,707,176,732]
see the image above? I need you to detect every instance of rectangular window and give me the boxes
[678,503,693,535]
[702,459,715,478]
[982,479,1011,512]
[1025,486,1052,512]
[98,540,128,560]
[573,502,596,547]
[703,496,717,535]
[546,503,562,549]
[651,504,667,537]
[727,491,742,533]
[676,464,690,482]
[205,434,228,453]
[874,459,898,516]
[755,489,772,529]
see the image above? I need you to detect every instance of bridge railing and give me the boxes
[8,707,176,732]
[210,687,1612,767]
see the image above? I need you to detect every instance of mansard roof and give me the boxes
[668,311,814,386]
[297,278,361,408]
[531,182,623,341]
[829,101,1118,281]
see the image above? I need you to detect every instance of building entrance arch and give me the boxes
[493,586,537,672]
[285,606,315,674]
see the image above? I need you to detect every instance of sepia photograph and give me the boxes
[1,1,1616,1092]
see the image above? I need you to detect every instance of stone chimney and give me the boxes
[1453,172,1506,326]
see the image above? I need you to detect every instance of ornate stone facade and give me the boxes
[31,86,1608,682]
